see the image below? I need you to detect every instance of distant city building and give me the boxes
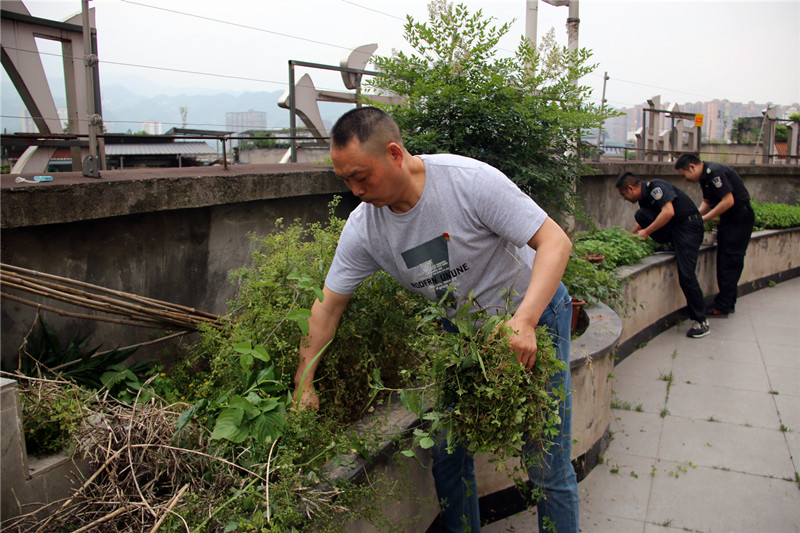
[20,110,35,133]
[603,100,799,146]
[142,120,162,135]
[226,109,267,134]
[20,108,69,133]
[141,120,162,135]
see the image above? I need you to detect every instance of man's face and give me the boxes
[618,185,639,203]
[678,163,702,183]
[331,139,399,208]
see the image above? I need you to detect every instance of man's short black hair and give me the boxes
[674,153,701,171]
[330,107,403,154]
[616,171,639,189]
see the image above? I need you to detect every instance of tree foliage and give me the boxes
[365,0,617,221]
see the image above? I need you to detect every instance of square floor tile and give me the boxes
[774,394,800,433]
[611,375,667,415]
[671,357,771,393]
[670,337,762,365]
[608,410,663,459]
[613,349,675,381]
[581,508,645,533]
[579,451,656,523]
[766,365,800,397]
[761,342,800,369]
[646,462,800,533]
[665,382,781,429]
[658,417,795,479]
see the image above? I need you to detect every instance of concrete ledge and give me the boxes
[1,163,346,228]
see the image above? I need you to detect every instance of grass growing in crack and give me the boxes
[611,399,644,412]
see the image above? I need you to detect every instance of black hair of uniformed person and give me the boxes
[616,171,639,189]
[674,153,702,170]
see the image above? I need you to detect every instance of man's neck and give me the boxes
[388,155,426,214]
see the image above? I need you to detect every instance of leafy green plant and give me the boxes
[12,319,151,401]
[752,201,800,230]
[572,226,655,269]
[19,380,86,457]
[366,0,617,223]
[562,253,620,307]
[179,200,429,428]
[381,293,567,489]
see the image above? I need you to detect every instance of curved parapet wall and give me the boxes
[616,228,800,360]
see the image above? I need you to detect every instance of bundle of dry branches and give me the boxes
[4,378,248,533]
[0,263,220,331]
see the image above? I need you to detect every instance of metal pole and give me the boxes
[526,0,539,49]
[566,0,579,52]
[288,61,297,163]
[594,71,608,160]
[81,0,100,177]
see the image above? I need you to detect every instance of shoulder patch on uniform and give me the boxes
[712,176,723,188]
[651,187,663,200]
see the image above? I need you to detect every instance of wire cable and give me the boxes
[120,0,353,51]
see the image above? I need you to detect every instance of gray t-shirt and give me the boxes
[325,154,548,317]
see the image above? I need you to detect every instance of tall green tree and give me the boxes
[365,1,617,221]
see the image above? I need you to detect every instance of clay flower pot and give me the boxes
[571,297,586,332]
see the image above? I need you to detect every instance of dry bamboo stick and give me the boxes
[1,277,183,326]
[1,273,207,328]
[1,263,218,319]
[2,292,172,329]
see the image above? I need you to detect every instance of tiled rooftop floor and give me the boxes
[485,276,800,533]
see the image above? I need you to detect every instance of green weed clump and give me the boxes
[19,380,86,457]
[390,295,567,490]
[180,200,429,426]
[752,201,800,230]
[572,226,655,269]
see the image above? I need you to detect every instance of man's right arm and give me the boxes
[293,285,352,410]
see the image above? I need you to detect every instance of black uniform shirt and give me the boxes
[639,179,700,221]
[699,162,751,219]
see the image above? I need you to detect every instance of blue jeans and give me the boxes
[431,283,580,532]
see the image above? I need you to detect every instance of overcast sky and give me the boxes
[10,0,800,116]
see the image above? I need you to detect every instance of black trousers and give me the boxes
[636,208,706,322]
[714,208,755,312]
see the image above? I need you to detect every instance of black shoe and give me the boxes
[654,243,676,254]
[687,320,710,338]
[706,306,730,318]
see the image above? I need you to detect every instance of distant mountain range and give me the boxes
[1,78,351,134]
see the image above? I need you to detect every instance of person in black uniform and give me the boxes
[616,171,709,338]
[674,154,754,317]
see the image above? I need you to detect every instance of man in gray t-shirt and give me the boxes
[294,107,579,533]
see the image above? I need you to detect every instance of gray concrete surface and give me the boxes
[485,277,800,533]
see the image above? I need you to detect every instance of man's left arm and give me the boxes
[505,217,572,370]
[635,201,675,239]
[702,192,734,222]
